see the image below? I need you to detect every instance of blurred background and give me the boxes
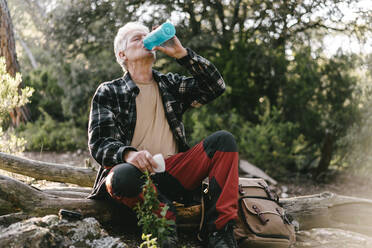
[1,0,372,184]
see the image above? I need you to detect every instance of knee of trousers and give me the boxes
[203,130,238,158]
[105,163,145,198]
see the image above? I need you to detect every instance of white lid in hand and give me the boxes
[153,153,165,173]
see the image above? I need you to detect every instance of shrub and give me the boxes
[0,57,33,154]
[17,109,86,151]
[134,172,175,246]
[187,103,306,177]
[23,69,64,122]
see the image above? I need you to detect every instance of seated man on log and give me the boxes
[87,22,239,248]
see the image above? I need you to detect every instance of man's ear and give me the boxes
[119,51,126,60]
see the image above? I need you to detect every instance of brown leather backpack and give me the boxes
[234,178,296,247]
[198,177,296,248]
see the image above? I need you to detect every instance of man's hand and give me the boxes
[124,150,158,173]
[150,25,187,59]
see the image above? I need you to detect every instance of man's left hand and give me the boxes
[152,36,187,59]
[150,26,187,59]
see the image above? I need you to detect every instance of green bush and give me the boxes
[187,101,306,177]
[339,76,372,176]
[0,57,34,154]
[237,108,306,176]
[17,109,86,151]
[134,172,175,246]
[23,69,65,122]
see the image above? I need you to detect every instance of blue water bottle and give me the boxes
[143,22,176,50]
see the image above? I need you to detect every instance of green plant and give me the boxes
[139,234,158,248]
[134,171,175,247]
[23,69,64,122]
[0,57,34,154]
[17,109,86,151]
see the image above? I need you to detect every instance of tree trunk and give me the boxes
[0,174,124,226]
[0,152,96,187]
[1,173,372,237]
[0,0,31,125]
[316,132,334,177]
[0,152,278,188]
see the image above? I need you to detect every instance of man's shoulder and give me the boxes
[100,77,125,88]
[96,77,129,94]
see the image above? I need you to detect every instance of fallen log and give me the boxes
[280,192,372,236]
[0,174,118,224]
[1,174,372,237]
[239,160,277,185]
[0,152,96,187]
[295,228,372,248]
[0,152,276,188]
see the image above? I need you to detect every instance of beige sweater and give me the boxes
[130,80,178,158]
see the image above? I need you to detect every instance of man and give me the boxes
[88,22,239,248]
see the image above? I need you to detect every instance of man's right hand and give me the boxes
[124,150,158,173]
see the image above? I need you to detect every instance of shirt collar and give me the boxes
[122,72,139,96]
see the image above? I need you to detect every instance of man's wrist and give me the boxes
[123,150,136,162]
[174,47,188,59]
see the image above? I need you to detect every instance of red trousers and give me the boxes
[106,130,239,231]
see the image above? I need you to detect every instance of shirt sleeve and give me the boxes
[88,83,137,168]
[165,48,226,110]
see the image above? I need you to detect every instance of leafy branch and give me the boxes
[134,171,176,247]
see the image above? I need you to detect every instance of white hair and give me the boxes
[114,22,149,72]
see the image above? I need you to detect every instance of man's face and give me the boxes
[122,29,155,63]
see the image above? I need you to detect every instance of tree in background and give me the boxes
[340,53,372,176]
[0,0,31,126]
[9,0,372,176]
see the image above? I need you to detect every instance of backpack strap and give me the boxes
[197,180,209,242]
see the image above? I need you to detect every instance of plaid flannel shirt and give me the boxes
[87,48,225,199]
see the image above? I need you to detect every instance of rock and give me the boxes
[295,228,372,248]
[0,215,128,248]
[281,192,289,198]
[281,185,288,193]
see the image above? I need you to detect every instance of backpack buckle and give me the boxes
[252,205,269,225]
[238,184,244,195]
[258,182,279,202]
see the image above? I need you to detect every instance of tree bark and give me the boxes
[0,0,31,125]
[280,192,372,236]
[316,132,334,177]
[0,0,19,76]
[0,152,278,188]
[1,173,372,237]
[0,174,115,223]
[0,152,96,187]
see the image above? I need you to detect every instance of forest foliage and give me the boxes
[5,0,372,177]
[0,57,33,154]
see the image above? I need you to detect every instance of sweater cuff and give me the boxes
[176,48,196,66]
[118,146,138,164]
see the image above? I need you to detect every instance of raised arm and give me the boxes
[153,36,225,111]
[171,48,226,109]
